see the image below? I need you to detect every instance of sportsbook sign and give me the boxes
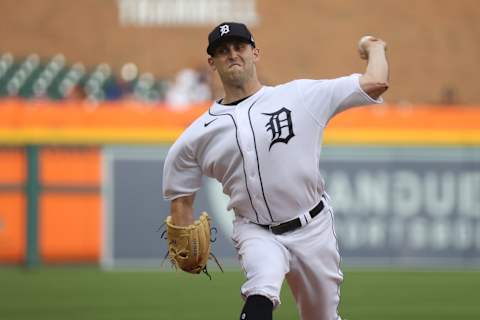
[102,146,479,268]
[320,147,480,264]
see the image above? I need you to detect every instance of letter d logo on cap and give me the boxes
[219,24,230,36]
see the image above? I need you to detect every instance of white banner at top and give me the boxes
[117,0,259,26]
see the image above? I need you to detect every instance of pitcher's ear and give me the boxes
[253,47,260,61]
[208,57,216,71]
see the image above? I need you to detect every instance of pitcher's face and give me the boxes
[208,39,259,86]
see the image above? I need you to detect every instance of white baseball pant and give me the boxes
[231,200,343,320]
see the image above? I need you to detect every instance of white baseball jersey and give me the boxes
[163,73,382,225]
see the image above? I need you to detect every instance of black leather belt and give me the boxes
[259,199,325,235]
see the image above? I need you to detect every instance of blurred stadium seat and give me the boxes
[0,52,169,103]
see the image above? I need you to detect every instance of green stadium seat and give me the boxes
[0,53,168,103]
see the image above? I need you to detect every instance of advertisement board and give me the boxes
[101,146,480,268]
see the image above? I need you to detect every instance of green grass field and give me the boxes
[1,267,479,320]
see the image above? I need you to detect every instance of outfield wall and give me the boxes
[0,100,479,266]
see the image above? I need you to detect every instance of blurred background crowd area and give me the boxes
[0,52,211,107]
[0,0,479,107]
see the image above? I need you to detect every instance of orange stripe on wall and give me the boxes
[324,129,480,145]
[1,101,480,145]
[40,194,100,262]
[0,99,209,129]
[0,193,25,263]
[0,148,26,184]
[328,105,480,130]
[40,148,101,185]
[1,100,479,132]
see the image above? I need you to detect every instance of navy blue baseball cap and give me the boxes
[207,22,255,55]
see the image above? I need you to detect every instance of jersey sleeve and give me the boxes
[296,73,383,126]
[162,132,202,201]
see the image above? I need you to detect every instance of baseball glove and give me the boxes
[165,212,218,275]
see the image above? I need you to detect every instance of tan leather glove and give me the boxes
[165,212,211,274]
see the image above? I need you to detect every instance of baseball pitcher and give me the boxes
[163,22,389,320]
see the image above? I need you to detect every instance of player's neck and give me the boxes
[222,79,262,105]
